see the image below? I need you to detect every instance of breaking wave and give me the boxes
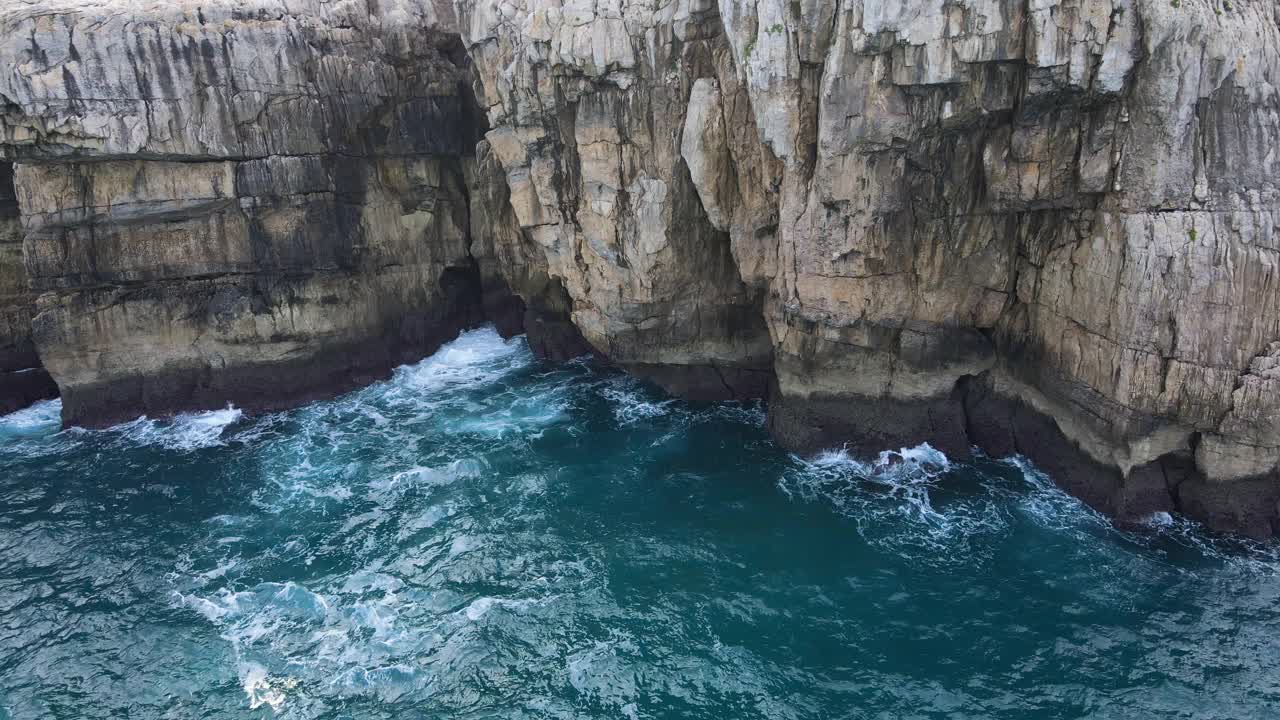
[106,405,246,451]
[0,398,61,436]
[0,398,246,455]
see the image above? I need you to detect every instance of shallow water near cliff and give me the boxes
[2,328,1279,719]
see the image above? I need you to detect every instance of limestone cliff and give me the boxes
[456,0,1280,538]
[3,0,1279,538]
[0,0,496,426]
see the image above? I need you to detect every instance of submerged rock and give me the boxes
[2,0,1279,537]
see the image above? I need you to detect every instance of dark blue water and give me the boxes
[2,328,1278,719]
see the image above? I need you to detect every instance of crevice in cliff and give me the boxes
[0,160,60,414]
[0,161,17,221]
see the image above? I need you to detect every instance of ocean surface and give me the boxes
[2,328,1278,719]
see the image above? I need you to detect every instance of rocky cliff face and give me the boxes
[456,0,1280,538]
[3,0,1279,538]
[0,0,495,426]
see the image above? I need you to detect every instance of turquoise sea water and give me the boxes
[2,328,1278,719]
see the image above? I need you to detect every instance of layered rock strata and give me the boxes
[4,0,1279,538]
[0,0,494,427]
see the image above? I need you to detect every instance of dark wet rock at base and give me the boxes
[0,368,57,416]
[626,364,773,403]
[1178,476,1280,542]
[51,267,488,429]
[768,388,973,462]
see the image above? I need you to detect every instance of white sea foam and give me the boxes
[392,326,527,393]
[784,443,953,507]
[109,405,244,451]
[1001,456,1107,533]
[0,398,62,436]
[317,326,569,444]
[815,443,951,479]
[779,443,1011,564]
[0,399,243,458]
[198,558,241,583]
[366,459,487,506]
[175,569,453,710]
[450,391,568,436]
[1,328,540,469]
[3,398,258,458]
[601,379,676,425]
[240,662,288,711]
[796,445,950,523]
[173,591,237,622]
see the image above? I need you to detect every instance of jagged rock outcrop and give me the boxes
[467,137,593,359]
[0,0,491,426]
[3,0,1279,538]
[458,0,778,398]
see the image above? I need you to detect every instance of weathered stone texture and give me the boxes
[457,0,776,398]
[0,0,491,426]
[456,0,1280,538]
[466,138,593,358]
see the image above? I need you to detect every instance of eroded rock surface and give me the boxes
[456,0,1280,538]
[0,0,492,426]
[458,0,778,398]
[3,0,1279,537]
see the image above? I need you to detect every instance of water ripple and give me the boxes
[1,327,1278,719]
